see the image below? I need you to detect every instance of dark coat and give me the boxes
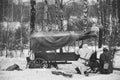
[99,51,112,74]
[88,52,100,71]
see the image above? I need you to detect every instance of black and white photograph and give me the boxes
[0,0,120,80]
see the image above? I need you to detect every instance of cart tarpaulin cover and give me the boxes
[30,31,96,52]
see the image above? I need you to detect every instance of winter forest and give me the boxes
[0,0,120,80]
[0,0,120,56]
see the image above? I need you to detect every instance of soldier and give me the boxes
[26,51,31,68]
[72,44,94,76]
[26,50,35,68]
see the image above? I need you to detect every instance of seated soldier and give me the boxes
[72,44,94,76]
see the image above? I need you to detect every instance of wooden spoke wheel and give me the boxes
[34,58,48,68]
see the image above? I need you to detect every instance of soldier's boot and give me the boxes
[75,67,81,74]
[84,71,89,76]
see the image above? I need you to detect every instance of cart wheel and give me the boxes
[34,58,48,68]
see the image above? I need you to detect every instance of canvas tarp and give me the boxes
[30,31,96,52]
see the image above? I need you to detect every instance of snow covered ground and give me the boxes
[113,50,120,68]
[0,46,120,80]
[0,56,120,80]
[0,57,27,70]
[0,69,120,80]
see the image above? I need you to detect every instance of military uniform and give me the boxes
[72,44,94,75]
